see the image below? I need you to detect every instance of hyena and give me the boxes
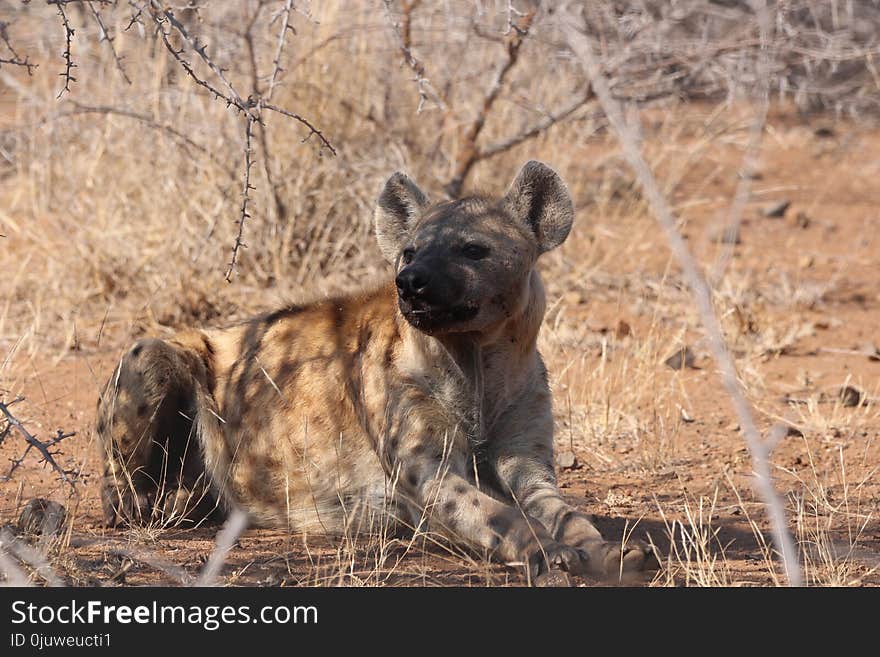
[95,161,647,579]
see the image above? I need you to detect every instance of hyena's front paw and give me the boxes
[525,540,584,579]
[101,482,151,527]
[574,538,655,580]
[556,510,654,580]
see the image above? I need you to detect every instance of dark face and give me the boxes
[394,198,537,335]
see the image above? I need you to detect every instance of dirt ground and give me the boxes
[1,106,878,587]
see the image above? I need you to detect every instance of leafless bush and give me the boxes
[576,0,880,116]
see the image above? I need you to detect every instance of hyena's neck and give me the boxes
[401,269,547,433]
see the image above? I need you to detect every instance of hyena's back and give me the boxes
[98,282,410,533]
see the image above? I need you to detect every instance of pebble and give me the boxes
[838,385,865,408]
[763,200,791,218]
[555,451,578,470]
[664,346,696,370]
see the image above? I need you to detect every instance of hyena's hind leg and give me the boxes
[96,337,219,527]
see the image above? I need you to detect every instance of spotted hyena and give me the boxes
[95,161,648,579]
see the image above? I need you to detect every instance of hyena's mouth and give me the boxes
[399,299,479,331]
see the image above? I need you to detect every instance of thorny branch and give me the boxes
[88,0,131,85]
[383,0,445,113]
[561,9,803,587]
[0,21,36,75]
[51,0,77,97]
[260,102,336,155]
[123,0,335,279]
[225,116,256,283]
[131,0,255,117]
[242,2,284,226]
[146,0,254,117]
[266,0,295,104]
[0,397,79,491]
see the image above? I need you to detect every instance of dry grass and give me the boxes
[0,1,878,587]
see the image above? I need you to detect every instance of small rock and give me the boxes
[763,200,791,218]
[679,407,695,423]
[724,422,740,433]
[535,570,573,587]
[615,319,632,339]
[792,211,811,228]
[783,424,804,437]
[555,450,578,470]
[711,224,741,244]
[860,342,880,361]
[814,126,835,139]
[18,499,67,537]
[664,346,697,370]
[838,386,865,408]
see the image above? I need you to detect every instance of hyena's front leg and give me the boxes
[488,398,647,578]
[392,437,582,577]
[96,335,217,526]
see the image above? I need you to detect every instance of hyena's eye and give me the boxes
[401,248,415,265]
[461,243,489,260]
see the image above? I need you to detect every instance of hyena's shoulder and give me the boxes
[191,281,410,420]
[202,280,395,361]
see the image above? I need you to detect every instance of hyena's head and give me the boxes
[374,161,574,335]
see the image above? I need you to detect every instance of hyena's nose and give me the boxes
[396,264,432,299]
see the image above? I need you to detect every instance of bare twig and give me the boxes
[266,0,295,103]
[477,88,594,160]
[225,116,256,282]
[241,5,285,226]
[146,0,254,117]
[382,0,445,113]
[445,4,537,197]
[562,10,803,586]
[129,0,334,279]
[131,0,253,117]
[196,507,249,586]
[710,1,774,284]
[0,398,79,491]
[88,0,132,85]
[51,0,77,97]
[260,102,336,155]
[0,21,36,75]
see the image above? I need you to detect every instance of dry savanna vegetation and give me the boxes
[0,0,878,587]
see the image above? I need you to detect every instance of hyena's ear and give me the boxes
[374,172,430,263]
[501,160,574,253]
